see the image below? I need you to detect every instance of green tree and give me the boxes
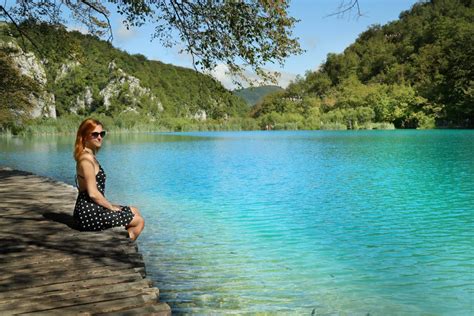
[0,0,302,85]
[0,51,39,131]
[254,0,473,128]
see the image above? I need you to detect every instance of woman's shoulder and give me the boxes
[76,152,96,167]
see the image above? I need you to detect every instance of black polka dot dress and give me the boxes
[73,163,134,231]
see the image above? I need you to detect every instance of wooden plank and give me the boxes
[97,302,172,316]
[1,255,143,273]
[0,273,145,300]
[22,293,159,315]
[2,288,159,314]
[0,271,143,293]
[0,167,170,314]
[0,266,146,286]
[0,256,146,277]
[0,279,154,306]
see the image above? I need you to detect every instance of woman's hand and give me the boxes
[112,205,122,212]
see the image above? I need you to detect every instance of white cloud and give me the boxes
[209,64,236,90]
[209,64,297,90]
[116,23,137,41]
[66,24,90,35]
[277,70,299,88]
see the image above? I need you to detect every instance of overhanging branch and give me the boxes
[325,0,361,18]
[79,0,113,41]
[0,5,43,53]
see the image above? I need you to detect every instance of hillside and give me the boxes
[233,85,283,106]
[0,21,248,131]
[252,0,473,129]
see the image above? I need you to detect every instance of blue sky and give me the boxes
[79,0,420,89]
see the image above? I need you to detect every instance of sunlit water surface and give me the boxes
[1,130,473,315]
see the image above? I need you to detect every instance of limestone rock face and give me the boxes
[1,39,166,119]
[71,86,94,114]
[123,106,139,114]
[193,109,207,121]
[1,42,47,85]
[55,60,80,82]
[99,62,163,113]
[1,41,56,118]
[30,93,56,118]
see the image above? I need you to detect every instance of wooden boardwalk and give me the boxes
[0,167,171,315]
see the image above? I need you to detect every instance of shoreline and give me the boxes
[0,166,170,314]
[2,124,473,138]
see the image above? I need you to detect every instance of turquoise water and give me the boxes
[1,130,473,315]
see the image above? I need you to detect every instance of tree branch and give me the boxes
[169,0,198,72]
[325,0,361,18]
[79,0,113,42]
[0,5,43,54]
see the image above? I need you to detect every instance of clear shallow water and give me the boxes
[1,130,473,315]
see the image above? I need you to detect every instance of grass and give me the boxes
[1,114,400,136]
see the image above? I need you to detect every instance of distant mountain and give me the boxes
[234,85,283,106]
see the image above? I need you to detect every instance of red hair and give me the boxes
[73,118,103,161]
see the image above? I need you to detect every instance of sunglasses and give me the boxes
[91,131,106,138]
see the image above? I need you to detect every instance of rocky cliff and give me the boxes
[1,41,56,118]
[0,22,247,121]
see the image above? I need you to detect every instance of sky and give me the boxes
[74,0,420,90]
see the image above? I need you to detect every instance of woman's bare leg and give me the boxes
[126,206,145,241]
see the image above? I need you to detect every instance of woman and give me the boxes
[73,118,144,240]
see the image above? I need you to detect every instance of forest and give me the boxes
[0,0,472,134]
[252,0,473,129]
[0,21,252,134]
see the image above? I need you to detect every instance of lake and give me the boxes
[1,130,473,315]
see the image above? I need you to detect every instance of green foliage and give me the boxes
[257,111,307,130]
[360,122,395,130]
[20,114,86,135]
[2,0,302,85]
[0,50,40,131]
[3,1,471,133]
[252,0,474,129]
[0,22,251,133]
[251,90,298,117]
[234,85,284,106]
[320,122,347,130]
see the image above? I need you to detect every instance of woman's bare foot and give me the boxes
[128,229,137,241]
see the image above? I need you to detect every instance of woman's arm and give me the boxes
[77,155,120,211]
